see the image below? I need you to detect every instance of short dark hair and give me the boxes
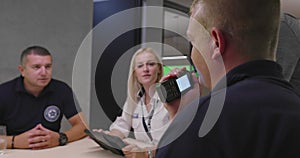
[191,0,281,59]
[20,46,51,65]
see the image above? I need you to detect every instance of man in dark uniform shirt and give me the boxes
[0,46,86,149]
[156,0,300,158]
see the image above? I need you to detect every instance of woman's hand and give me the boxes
[122,144,148,158]
[160,67,201,120]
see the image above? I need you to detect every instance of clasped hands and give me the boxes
[13,123,60,149]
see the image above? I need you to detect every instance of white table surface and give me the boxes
[0,137,124,158]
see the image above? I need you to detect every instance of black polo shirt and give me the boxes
[156,60,300,158]
[0,76,81,135]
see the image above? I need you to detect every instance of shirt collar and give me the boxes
[15,76,54,97]
[16,76,27,93]
[136,87,161,103]
[213,60,284,91]
[137,87,145,98]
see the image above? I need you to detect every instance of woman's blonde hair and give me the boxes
[126,47,163,113]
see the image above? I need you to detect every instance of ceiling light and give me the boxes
[162,56,187,60]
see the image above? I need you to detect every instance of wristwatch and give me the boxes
[58,132,68,146]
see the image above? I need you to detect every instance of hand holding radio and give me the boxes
[156,68,200,119]
[156,69,194,103]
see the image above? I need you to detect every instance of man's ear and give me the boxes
[18,65,25,77]
[211,27,225,59]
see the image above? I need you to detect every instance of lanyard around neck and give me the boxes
[141,99,158,142]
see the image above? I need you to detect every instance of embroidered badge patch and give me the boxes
[44,105,60,122]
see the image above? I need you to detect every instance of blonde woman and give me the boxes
[96,48,170,158]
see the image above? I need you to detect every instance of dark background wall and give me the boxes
[90,0,142,129]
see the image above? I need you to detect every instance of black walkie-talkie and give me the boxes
[156,70,193,103]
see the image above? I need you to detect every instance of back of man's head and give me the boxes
[191,0,281,60]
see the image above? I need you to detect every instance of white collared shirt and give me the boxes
[109,93,170,145]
